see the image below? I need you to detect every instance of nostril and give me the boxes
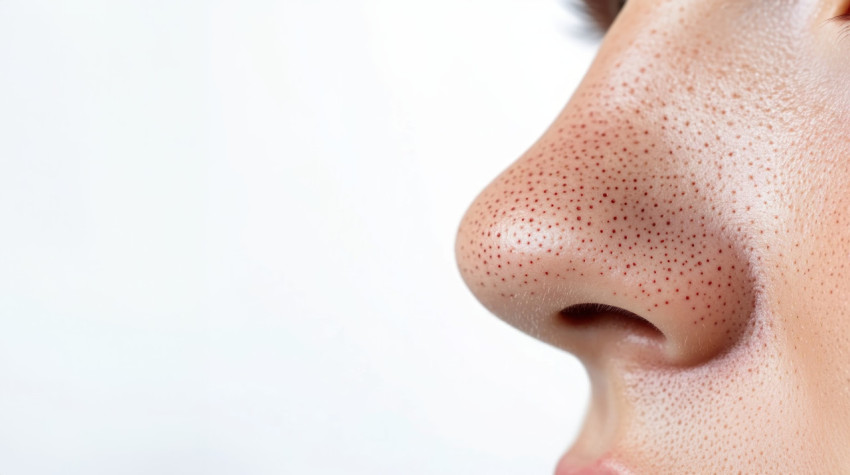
[559,303,664,339]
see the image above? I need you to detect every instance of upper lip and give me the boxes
[556,454,632,475]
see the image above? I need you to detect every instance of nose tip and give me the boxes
[456,120,755,366]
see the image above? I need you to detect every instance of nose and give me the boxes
[455,29,756,369]
[456,118,755,366]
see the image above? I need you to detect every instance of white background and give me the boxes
[0,1,599,473]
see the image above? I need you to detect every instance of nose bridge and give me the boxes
[456,24,759,365]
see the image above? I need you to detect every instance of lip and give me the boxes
[555,455,632,475]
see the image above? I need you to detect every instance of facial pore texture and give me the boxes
[456,0,850,472]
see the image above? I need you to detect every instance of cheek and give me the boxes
[767,130,850,448]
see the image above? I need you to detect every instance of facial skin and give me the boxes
[456,0,850,472]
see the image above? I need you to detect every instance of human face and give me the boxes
[455,0,850,472]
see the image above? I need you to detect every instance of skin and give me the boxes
[455,0,850,472]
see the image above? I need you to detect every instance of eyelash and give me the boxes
[574,1,850,37]
[572,0,626,35]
